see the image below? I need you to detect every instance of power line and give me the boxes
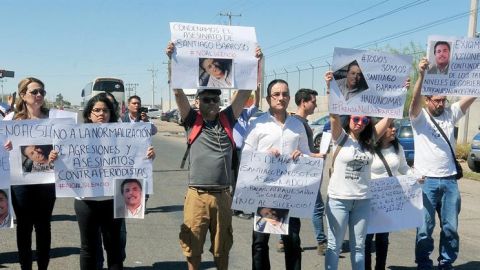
[264,0,392,51]
[265,0,429,58]
[268,8,476,73]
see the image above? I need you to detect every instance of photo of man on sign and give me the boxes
[333,60,369,101]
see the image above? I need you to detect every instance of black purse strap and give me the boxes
[424,109,457,162]
[375,148,393,177]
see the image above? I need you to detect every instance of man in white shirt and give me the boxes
[118,179,144,219]
[243,79,311,270]
[410,57,477,270]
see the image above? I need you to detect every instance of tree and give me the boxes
[54,93,71,108]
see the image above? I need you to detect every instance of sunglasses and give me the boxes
[28,89,47,96]
[200,96,220,104]
[351,116,370,125]
[91,108,110,114]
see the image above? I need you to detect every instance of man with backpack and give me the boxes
[166,43,262,270]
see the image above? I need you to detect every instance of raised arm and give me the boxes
[324,71,342,140]
[458,96,477,114]
[409,57,429,118]
[166,42,192,120]
[374,117,393,142]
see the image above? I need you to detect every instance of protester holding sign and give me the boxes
[243,79,312,270]
[49,94,155,270]
[2,77,56,270]
[324,71,391,270]
[410,58,477,270]
[365,119,413,270]
[166,42,261,270]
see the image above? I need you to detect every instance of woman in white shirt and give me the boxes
[324,71,390,270]
[365,120,411,270]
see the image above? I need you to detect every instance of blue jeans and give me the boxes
[325,197,370,270]
[312,190,327,243]
[415,177,460,269]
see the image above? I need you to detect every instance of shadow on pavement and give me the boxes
[147,205,184,214]
[389,261,480,270]
[0,247,79,268]
[52,214,77,222]
[124,261,215,269]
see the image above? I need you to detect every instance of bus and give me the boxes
[80,77,126,114]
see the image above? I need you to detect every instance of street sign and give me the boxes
[0,70,14,78]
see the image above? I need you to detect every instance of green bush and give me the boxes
[456,143,471,161]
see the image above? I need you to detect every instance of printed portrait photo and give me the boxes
[427,40,452,75]
[198,58,234,88]
[0,188,13,229]
[254,207,289,235]
[20,144,54,174]
[114,178,145,219]
[333,60,369,101]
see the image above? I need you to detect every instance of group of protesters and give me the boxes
[0,39,475,270]
[165,40,475,270]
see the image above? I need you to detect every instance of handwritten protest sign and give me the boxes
[367,175,423,234]
[329,47,412,118]
[232,151,323,218]
[0,118,74,185]
[170,22,258,90]
[0,134,10,189]
[49,109,78,123]
[52,122,153,198]
[423,35,480,96]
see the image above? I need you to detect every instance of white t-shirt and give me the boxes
[410,103,463,177]
[371,144,411,179]
[328,130,373,200]
[243,112,311,155]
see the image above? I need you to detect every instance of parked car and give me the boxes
[309,115,329,151]
[395,119,414,166]
[467,126,480,173]
[168,109,181,124]
[161,109,177,122]
[147,108,162,119]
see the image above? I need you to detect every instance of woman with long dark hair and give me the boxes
[324,71,391,270]
[3,77,56,270]
[50,94,155,270]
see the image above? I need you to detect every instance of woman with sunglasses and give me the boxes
[324,71,391,270]
[3,77,56,270]
[49,94,155,270]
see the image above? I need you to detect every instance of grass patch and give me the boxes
[464,170,480,181]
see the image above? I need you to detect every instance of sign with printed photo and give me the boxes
[329,47,412,118]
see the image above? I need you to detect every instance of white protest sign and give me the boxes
[329,47,412,118]
[0,134,10,189]
[0,118,74,185]
[49,109,78,123]
[319,131,332,155]
[52,122,153,198]
[232,151,323,218]
[170,22,258,90]
[367,175,423,234]
[423,35,480,96]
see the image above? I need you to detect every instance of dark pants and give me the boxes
[365,233,389,270]
[74,199,123,270]
[252,217,301,270]
[11,184,56,270]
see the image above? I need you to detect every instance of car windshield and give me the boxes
[398,126,413,138]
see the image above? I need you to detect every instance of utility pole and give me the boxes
[459,0,478,143]
[147,64,158,108]
[161,61,170,110]
[218,11,241,26]
[219,11,241,103]
[125,83,139,99]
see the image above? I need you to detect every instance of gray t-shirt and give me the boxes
[293,115,318,154]
[184,107,236,188]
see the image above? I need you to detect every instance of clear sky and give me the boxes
[0,0,477,108]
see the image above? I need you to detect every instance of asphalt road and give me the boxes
[1,120,479,269]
